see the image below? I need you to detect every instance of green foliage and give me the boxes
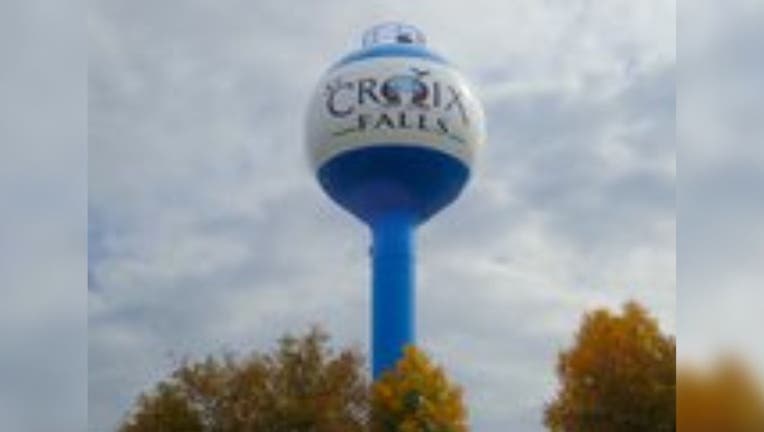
[371,346,468,432]
[119,327,369,432]
[544,301,675,432]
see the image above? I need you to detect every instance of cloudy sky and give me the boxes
[1,1,85,431]
[677,0,764,372]
[88,1,676,431]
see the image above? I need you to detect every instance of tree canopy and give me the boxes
[119,328,470,432]
[119,327,369,432]
[371,345,468,432]
[121,301,720,432]
[544,301,676,432]
[677,357,764,432]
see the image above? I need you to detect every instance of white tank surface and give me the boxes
[306,23,485,172]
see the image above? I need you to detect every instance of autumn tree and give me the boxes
[544,301,675,432]
[371,345,468,432]
[677,357,764,432]
[119,327,369,432]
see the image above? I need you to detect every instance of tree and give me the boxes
[371,345,468,432]
[544,301,675,432]
[677,357,764,432]
[120,383,203,432]
[119,327,369,432]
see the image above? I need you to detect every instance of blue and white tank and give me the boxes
[306,23,485,225]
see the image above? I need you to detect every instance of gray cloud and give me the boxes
[1,0,86,431]
[676,1,764,372]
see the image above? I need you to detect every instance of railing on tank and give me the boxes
[362,22,426,48]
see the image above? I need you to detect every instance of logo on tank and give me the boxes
[381,68,429,107]
[324,67,469,144]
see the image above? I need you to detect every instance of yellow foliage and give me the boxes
[371,345,468,432]
[119,327,369,432]
[545,301,675,432]
[677,357,764,432]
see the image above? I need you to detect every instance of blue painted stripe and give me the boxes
[330,44,449,71]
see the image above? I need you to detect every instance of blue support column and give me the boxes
[371,211,415,378]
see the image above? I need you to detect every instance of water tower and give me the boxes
[306,23,485,377]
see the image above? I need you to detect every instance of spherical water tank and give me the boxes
[306,22,485,225]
